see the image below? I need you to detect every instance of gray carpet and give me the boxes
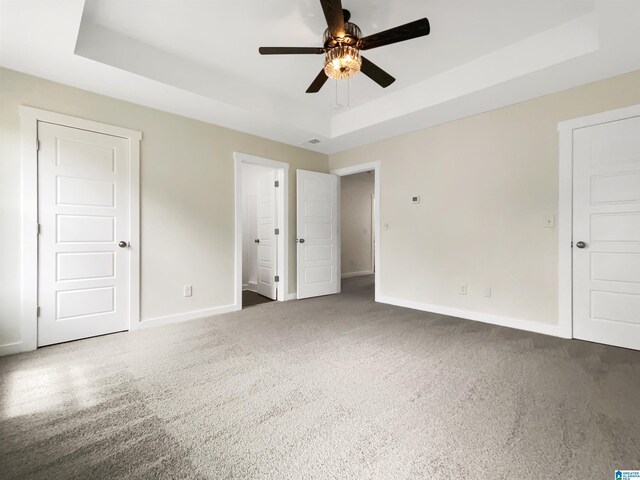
[1,275,639,479]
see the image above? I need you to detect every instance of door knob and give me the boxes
[254,239,260,244]
[575,241,587,249]
[299,238,305,243]
[118,241,129,248]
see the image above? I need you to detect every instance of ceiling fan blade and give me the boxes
[360,57,395,88]
[259,47,325,55]
[360,18,430,50]
[306,70,329,93]
[320,0,345,37]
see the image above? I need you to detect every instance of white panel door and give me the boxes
[38,122,130,346]
[244,193,258,287]
[573,115,640,350]
[256,170,277,300]
[297,170,339,299]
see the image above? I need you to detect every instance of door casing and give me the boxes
[234,152,289,305]
[331,161,381,302]
[19,106,141,354]
[557,103,640,340]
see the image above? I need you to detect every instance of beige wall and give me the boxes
[3,66,640,350]
[329,70,640,326]
[0,67,328,348]
[341,172,374,276]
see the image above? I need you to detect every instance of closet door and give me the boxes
[296,170,339,299]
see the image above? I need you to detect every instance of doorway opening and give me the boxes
[234,153,289,310]
[339,170,375,297]
[332,161,381,302]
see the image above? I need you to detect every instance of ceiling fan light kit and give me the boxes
[324,45,361,80]
[259,0,430,93]
[323,19,362,80]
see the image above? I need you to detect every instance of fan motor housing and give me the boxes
[323,22,362,49]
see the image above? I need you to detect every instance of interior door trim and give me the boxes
[233,152,289,306]
[557,103,640,341]
[18,106,142,354]
[331,160,381,303]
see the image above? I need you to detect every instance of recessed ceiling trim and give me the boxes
[331,13,599,137]
[74,19,332,138]
[2,1,640,154]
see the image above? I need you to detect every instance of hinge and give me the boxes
[37,223,41,235]
[36,306,40,317]
[274,275,280,283]
[36,139,40,151]
[274,228,279,235]
[274,180,279,187]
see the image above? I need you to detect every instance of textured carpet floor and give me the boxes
[1,275,639,479]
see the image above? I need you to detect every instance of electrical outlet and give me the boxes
[459,284,467,295]
[484,287,492,298]
[411,195,421,204]
[384,223,390,230]
[184,285,192,297]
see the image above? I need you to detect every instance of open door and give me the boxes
[256,169,277,300]
[297,170,339,299]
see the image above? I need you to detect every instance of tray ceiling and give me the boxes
[2,0,640,153]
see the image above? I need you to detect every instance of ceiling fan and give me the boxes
[258,0,430,93]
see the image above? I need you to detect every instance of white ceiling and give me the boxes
[2,0,640,154]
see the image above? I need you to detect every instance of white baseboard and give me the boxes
[341,270,374,279]
[286,292,297,301]
[139,304,240,330]
[243,282,257,292]
[0,341,29,357]
[378,295,571,339]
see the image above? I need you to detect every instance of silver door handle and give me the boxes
[254,239,260,244]
[298,238,305,243]
[575,241,586,249]
[118,241,129,248]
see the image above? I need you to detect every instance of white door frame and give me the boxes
[234,152,289,304]
[18,106,141,354]
[331,161,381,302]
[557,103,640,340]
